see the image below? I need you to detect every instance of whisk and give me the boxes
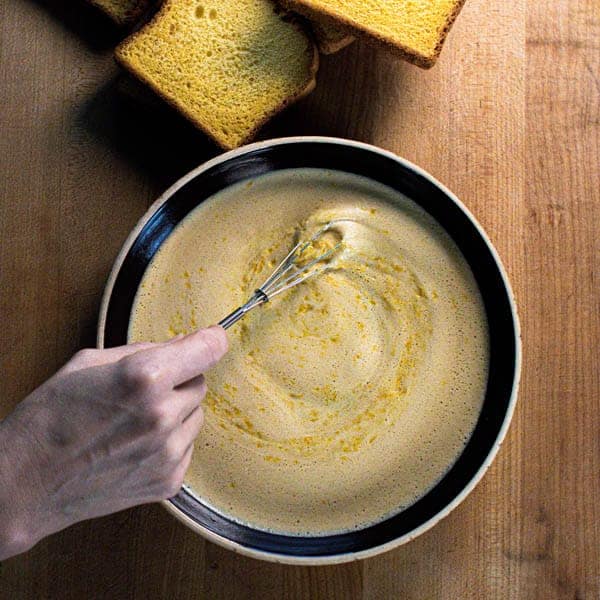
[219,223,341,330]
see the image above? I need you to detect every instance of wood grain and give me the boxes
[0,0,598,598]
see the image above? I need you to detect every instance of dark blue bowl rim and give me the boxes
[98,137,520,562]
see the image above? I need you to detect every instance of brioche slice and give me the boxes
[281,0,467,68]
[89,0,151,25]
[116,0,318,149]
[310,20,354,54]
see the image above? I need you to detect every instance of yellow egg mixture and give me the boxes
[129,169,489,535]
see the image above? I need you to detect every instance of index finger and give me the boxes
[144,326,228,387]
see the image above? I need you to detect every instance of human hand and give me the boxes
[0,326,228,560]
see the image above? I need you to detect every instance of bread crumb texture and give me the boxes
[89,0,150,24]
[284,0,465,65]
[116,0,318,149]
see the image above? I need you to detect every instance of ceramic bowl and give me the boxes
[98,137,521,565]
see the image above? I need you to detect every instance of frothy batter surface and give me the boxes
[129,169,489,535]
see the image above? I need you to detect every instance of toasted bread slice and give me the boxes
[281,0,466,68]
[311,20,354,54]
[116,0,318,149]
[89,0,152,25]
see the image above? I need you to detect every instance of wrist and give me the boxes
[0,418,39,559]
[0,514,33,561]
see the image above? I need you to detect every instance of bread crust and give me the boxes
[310,19,355,54]
[115,0,319,149]
[281,0,468,68]
[316,33,354,55]
[88,0,152,26]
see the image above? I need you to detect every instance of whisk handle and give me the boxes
[218,290,268,330]
[219,307,247,330]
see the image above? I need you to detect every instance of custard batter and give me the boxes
[129,169,489,535]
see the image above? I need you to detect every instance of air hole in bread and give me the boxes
[195,5,204,18]
[209,8,217,19]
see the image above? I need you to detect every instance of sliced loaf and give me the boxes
[116,0,318,149]
[281,0,467,67]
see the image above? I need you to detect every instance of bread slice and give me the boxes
[88,0,152,25]
[310,20,354,54]
[116,0,319,149]
[281,0,467,68]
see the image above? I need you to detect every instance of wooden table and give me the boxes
[1,0,598,597]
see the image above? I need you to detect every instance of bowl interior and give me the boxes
[100,139,518,560]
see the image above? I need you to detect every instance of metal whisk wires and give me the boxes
[219,224,341,330]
